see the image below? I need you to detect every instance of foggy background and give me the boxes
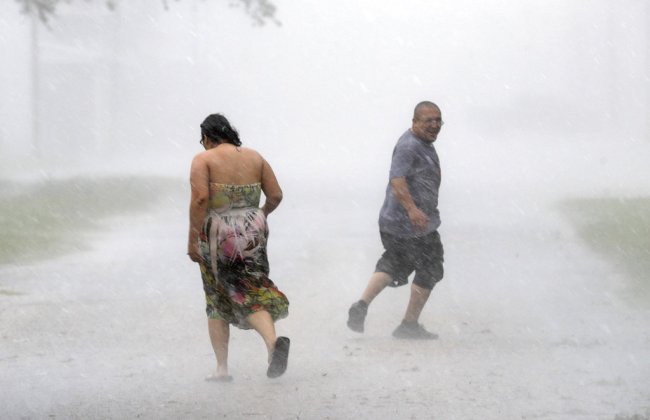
[1,1,650,419]
[2,0,648,195]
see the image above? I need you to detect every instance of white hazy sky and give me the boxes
[1,0,648,195]
[133,0,650,196]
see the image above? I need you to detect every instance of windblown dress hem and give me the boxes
[198,182,289,330]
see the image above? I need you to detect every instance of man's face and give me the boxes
[411,106,443,143]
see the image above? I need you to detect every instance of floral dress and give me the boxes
[198,182,289,329]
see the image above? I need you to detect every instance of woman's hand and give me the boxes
[187,242,203,263]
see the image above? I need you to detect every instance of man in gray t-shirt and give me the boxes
[379,128,441,237]
[347,101,445,339]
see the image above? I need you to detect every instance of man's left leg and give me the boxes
[403,283,432,323]
[392,283,438,339]
[393,232,443,339]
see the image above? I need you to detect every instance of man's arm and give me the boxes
[390,177,428,231]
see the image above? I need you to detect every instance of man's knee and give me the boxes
[413,268,443,290]
[412,277,437,290]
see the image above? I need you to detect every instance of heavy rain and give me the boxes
[1,0,649,418]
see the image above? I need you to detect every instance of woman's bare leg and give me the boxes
[207,318,230,377]
[246,310,277,362]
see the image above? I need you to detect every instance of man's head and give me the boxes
[411,101,443,143]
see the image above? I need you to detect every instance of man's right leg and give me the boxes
[361,271,393,304]
[347,272,392,333]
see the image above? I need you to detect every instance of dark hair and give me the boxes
[413,101,439,119]
[200,114,242,146]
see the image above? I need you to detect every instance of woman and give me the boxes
[187,113,290,381]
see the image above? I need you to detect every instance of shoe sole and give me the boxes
[392,333,438,340]
[347,319,364,333]
[347,305,366,333]
[267,336,290,378]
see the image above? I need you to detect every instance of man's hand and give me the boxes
[391,177,429,232]
[407,207,429,232]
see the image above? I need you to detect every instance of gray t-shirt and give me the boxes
[378,129,441,237]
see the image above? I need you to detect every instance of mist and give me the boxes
[3,1,648,187]
[1,1,649,419]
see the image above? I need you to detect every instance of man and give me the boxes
[347,101,445,339]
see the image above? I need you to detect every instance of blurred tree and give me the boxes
[16,0,279,160]
[15,0,279,26]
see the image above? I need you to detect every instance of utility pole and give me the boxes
[646,1,650,142]
[30,9,40,159]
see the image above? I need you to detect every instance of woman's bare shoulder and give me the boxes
[239,146,261,155]
[238,146,265,162]
[191,149,210,164]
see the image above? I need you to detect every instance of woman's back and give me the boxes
[204,144,264,185]
[188,113,290,380]
[190,138,282,220]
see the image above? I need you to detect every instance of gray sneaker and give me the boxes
[347,300,368,333]
[392,321,438,340]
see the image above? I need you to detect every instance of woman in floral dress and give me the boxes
[187,114,289,381]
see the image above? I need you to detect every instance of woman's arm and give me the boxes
[187,154,210,262]
[260,158,283,217]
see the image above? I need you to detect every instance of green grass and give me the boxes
[560,196,650,300]
[0,175,184,265]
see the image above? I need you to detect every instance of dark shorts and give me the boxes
[375,230,444,290]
